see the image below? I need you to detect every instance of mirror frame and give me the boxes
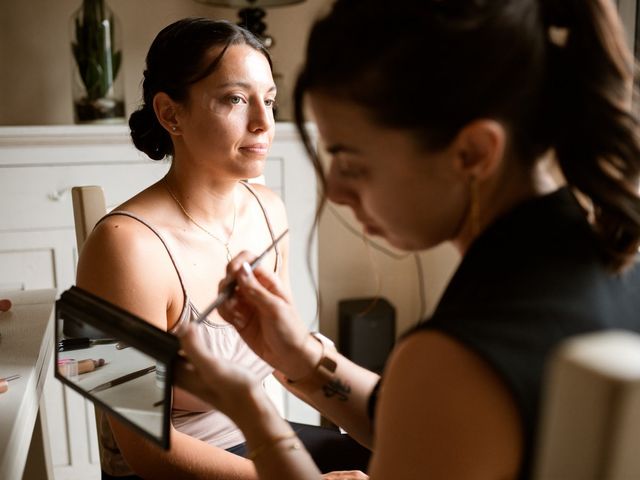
[55,286,180,449]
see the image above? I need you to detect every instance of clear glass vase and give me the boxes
[70,0,125,124]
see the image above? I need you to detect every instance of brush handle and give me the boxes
[0,374,20,394]
[195,229,289,323]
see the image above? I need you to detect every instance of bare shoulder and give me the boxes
[79,214,165,265]
[76,214,179,330]
[369,330,522,480]
[242,182,288,230]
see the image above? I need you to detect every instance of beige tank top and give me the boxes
[95,181,279,476]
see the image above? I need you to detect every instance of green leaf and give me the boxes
[71,0,120,100]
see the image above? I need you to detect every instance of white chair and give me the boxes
[66,186,108,338]
[534,330,640,480]
[71,185,107,252]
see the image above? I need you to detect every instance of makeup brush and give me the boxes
[0,374,20,394]
[194,229,289,323]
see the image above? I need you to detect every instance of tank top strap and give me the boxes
[95,210,188,299]
[239,180,280,272]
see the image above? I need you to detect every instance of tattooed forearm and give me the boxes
[322,378,351,401]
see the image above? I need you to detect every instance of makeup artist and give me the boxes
[76,18,368,480]
[175,1,640,479]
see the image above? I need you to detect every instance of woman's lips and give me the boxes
[240,143,269,155]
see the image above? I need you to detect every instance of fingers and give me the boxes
[0,299,11,312]
[225,250,257,277]
[173,342,220,407]
[321,471,369,480]
[216,250,292,333]
[179,323,220,375]
[236,263,286,311]
[251,266,292,302]
[173,356,199,391]
[217,251,258,301]
[238,261,290,302]
[217,296,243,328]
[218,249,289,302]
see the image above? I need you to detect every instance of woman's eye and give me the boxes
[335,158,364,179]
[264,98,276,108]
[340,169,362,179]
[229,95,244,105]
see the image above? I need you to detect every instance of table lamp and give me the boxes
[194,0,305,48]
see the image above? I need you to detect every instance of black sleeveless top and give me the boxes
[371,188,640,479]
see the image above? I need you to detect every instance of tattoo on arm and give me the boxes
[322,378,351,401]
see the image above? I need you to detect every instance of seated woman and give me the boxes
[76,18,369,480]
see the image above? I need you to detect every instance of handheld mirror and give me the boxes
[55,286,179,449]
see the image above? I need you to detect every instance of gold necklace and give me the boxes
[164,178,237,262]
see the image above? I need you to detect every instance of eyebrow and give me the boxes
[216,81,277,93]
[325,143,360,155]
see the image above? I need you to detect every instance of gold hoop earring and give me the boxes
[469,176,480,237]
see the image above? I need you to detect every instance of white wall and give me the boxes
[0,0,459,348]
[0,0,331,124]
[318,205,459,341]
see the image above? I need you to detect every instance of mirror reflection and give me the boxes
[55,287,177,449]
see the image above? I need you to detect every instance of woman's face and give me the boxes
[176,44,276,179]
[309,92,469,251]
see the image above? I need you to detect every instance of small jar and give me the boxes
[57,358,79,380]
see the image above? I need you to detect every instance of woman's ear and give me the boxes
[451,120,507,180]
[153,92,181,135]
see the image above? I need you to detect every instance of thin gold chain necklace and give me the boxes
[164,178,237,262]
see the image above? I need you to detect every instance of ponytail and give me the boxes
[294,0,640,271]
[540,0,640,271]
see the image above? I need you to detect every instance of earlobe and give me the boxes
[153,92,181,134]
[453,120,506,180]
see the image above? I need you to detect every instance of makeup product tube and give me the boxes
[78,358,106,374]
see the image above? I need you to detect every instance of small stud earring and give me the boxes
[171,126,177,132]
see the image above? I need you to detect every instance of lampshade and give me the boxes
[194,0,304,6]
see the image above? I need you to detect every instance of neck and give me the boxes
[163,167,238,224]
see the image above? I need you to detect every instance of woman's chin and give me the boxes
[364,225,405,248]
[367,228,421,252]
[234,163,265,181]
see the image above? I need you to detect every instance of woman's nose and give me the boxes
[248,102,273,133]
[326,170,357,208]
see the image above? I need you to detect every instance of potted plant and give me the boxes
[70,0,124,123]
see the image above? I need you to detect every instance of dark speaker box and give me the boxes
[338,297,396,374]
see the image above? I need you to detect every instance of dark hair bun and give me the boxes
[129,106,172,161]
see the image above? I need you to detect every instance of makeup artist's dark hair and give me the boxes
[130,17,271,161]
[295,0,640,272]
